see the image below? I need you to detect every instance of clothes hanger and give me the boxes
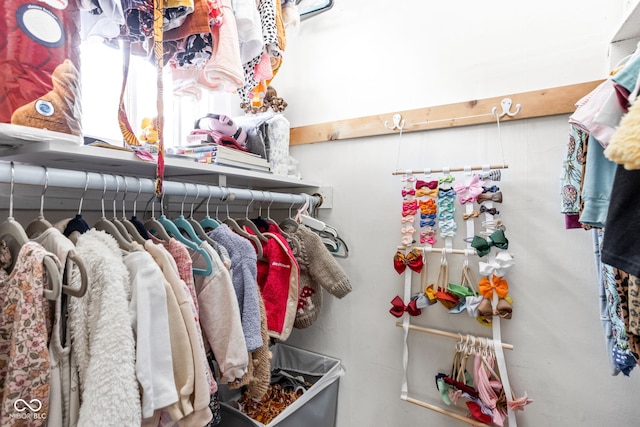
[157,190,213,276]
[25,167,88,297]
[173,183,204,245]
[109,175,133,243]
[221,188,264,260]
[120,176,149,244]
[0,162,61,300]
[199,185,220,231]
[279,195,301,232]
[236,190,268,243]
[250,191,271,232]
[128,177,150,240]
[261,194,300,256]
[63,171,91,238]
[144,193,172,241]
[25,166,53,238]
[94,173,136,252]
[187,184,219,246]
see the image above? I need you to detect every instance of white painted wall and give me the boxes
[272,1,640,426]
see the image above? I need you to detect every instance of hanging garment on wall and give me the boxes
[281,224,352,329]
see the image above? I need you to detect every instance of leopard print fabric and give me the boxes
[613,268,640,363]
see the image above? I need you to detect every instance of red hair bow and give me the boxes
[389,296,422,317]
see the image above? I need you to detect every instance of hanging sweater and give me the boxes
[190,241,249,383]
[70,230,141,427]
[209,224,263,352]
[282,224,352,329]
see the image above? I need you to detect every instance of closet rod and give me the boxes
[404,396,492,427]
[392,164,509,176]
[0,162,319,207]
[394,323,514,350]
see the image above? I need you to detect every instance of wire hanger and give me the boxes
[25,166,53,238]
[157,190,213,276]
[94,173,136,252]
[0,162,61,300]
[119,175,148,244]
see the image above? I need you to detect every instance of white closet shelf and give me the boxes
[0,137,319,190]
[610,1,640,65]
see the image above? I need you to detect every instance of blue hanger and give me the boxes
[173,183,203,245]
[200,185,220,231]
[158,191,212,276]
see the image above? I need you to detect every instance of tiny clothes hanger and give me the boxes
[120,176,149,244]
[157,191,213,276]
[63,171,91,238]
[25,166,53,238]
[94,173,136,252]
[221,188,264,260]
[200,186,220,231]
[236,190,268,243]
[187,184,218,246]
[109,175,133,243]
[144,193,172,241]
[173,183,204,245]
[0,163,61,300]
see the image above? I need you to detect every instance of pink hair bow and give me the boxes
[453,175,483,204]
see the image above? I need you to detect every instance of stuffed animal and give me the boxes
[139,117,159,144]
[10,59,82,136]
[240,85,288,114]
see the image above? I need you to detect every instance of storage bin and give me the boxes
[217,344,344,427]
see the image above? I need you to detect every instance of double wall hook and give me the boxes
[385,113,406,131]
[492,98,521,118]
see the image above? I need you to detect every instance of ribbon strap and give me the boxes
[153,0,165,196]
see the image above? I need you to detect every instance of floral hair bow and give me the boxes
[453,175,483,204]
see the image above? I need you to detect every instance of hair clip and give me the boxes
[477,191,502,204]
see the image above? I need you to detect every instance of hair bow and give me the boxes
[393,248,423,274]
[480,206,500,215]
[468,229,509,257]
[403,200,418,209]
[402,207,417,216]
[482,185,500,193]
[416,188,439,198]
[463,210,480,220]
[438,175,456,185]
[453,175,483,204]
[420,219,436,227]
[401,174,417,182]
[416,179,438,189]
[477,191,503,204]
[401,215,415,223]
[420,213,436,220]
[420,235,436,245]
[401,225,415,235]
[389,296,422,317]
[402,188,416,197]
[479,252,515,277]
[478,275,509,299]
[478,170,501,181]
[419,199,437,214]
[438,188,456,197]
